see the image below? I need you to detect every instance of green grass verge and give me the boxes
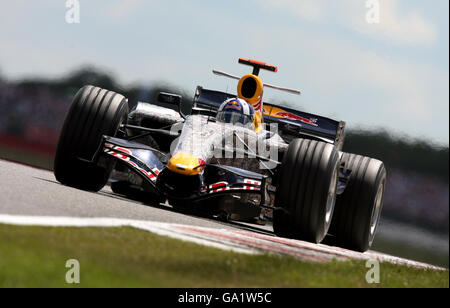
[0,224,448,288]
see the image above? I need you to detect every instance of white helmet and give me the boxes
[216,98,255,128]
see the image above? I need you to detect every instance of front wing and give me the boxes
[102,136,267,203]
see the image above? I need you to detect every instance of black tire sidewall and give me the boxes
[328,153,387,251]
[274,139,340,243]
[54,86,129,191]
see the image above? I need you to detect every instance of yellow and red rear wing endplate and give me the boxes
[238,58,278,75]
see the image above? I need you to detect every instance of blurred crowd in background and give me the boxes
[0,68,448,237]
[0,82,67,147]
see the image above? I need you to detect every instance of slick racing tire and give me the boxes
[54,85,129,192]
[273,138,340,243]
[326,153,386,252]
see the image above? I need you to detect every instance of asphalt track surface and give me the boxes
[0,159,444,270]
[0,159,270,231]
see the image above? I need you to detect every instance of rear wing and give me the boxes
[193,87,346,150]
[238,58,278,76]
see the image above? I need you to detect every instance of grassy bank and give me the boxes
[0,224,447,288]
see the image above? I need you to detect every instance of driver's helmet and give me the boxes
[216,98,255,128]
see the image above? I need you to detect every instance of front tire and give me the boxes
[273,139,340,243]
[326,153,387,252]
[54,85,129,191]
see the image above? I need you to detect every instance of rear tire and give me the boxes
[54,85,129,191]
[326,153,387,252]
[273,139,340,243]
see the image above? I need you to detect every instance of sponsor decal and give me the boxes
[129,161,160,182]
[253,100,263,113]
[272,110,318,126]
[244,179,261,191]
[104,145,160,182]
[224,100,243,112]
[209,181,229,194]
[197,158,206,173]
[104,148,131,162]
[208,179,261,194]
[113,147,132,155]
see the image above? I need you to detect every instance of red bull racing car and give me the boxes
[54,58,387,252]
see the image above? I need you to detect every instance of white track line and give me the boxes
[0,215,256,255]
[0,214,445,270]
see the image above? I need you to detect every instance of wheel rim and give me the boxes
[325,167,338,230]
[369,182,384,242]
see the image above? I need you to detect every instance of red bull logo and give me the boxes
[224,100,243,111]
[273,111,318,126]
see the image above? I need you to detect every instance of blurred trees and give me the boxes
[345,130,449,182]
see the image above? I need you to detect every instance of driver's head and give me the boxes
[216,98,255,129]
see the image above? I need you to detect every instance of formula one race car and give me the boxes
[54,58,386,252]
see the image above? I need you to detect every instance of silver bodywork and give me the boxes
[128,102,183,127]
[114,102,289,213]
